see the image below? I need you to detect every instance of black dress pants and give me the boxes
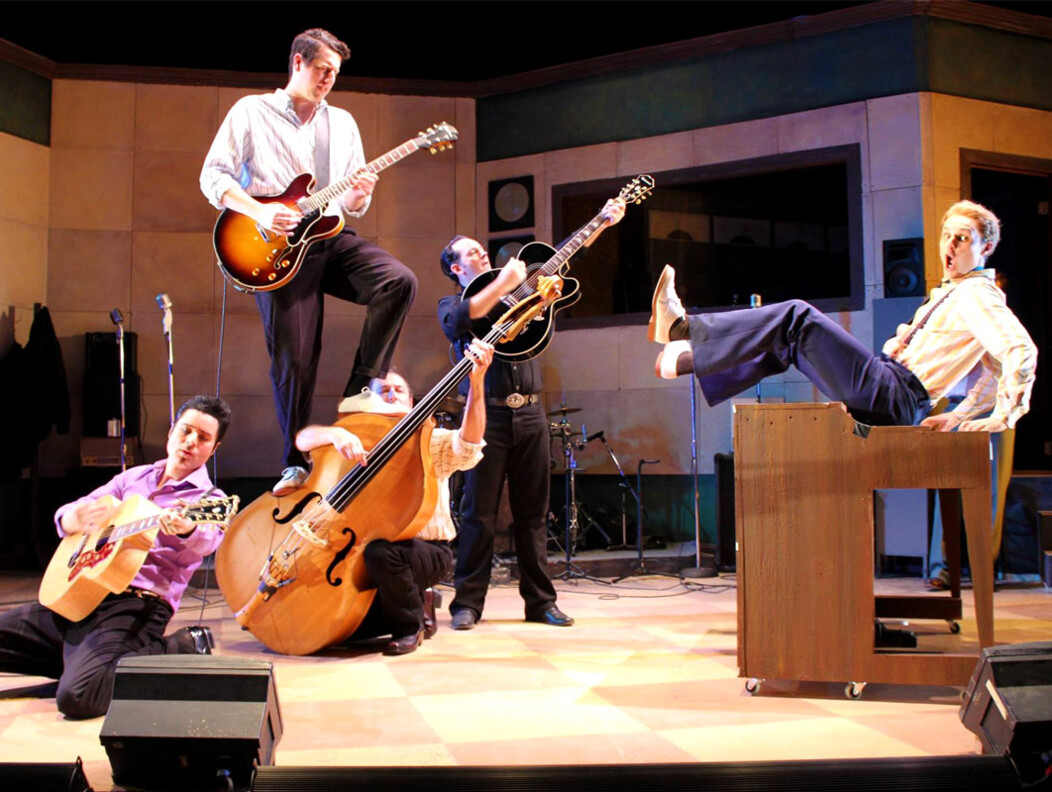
[688,299,931,427]
[355,539,453,640]
[0,594,174,719]
[255,230,418,467]
[452,403,557,619]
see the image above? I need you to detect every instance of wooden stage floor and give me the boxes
[1,568,1050,790]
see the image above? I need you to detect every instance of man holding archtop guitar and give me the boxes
[0,396,233,719]
[438,182,647,630]
[200,28,424,492]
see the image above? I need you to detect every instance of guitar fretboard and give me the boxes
[300,138,424,213]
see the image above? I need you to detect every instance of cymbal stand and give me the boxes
[614,458,683,581]
[551,421,607,583]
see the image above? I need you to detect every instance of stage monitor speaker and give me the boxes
[714,453,736,571]
[83,331,141,437]
[101,655,282,791]
[0,759,90,792]
[960,640,1052,784]
[883,238,925,298]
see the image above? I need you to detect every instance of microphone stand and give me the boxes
[593,432,640,552]
[156,293,175,427]
[110,309,127,472]
[680,375,717,578]
[615,458,682,581]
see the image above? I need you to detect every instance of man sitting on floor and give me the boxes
[0,396,231,718]
[650,200,1036,432]
[292,341,493,655]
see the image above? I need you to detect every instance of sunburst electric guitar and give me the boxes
[462,174,655,362]
[39,494,239,621]
[213,121,458,292]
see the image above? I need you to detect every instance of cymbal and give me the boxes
[547,406,582,417]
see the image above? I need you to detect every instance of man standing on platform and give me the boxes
[292,341,493,654]
[200,28,416,490]
[437,197,625,630]
[0,396,231,719]
[649,200,1036,432]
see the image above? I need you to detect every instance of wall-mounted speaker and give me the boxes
[883,238,925,298]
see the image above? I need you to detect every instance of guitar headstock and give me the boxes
[617,174,655,205]
[418,122,459,154]
[183,496,240,529]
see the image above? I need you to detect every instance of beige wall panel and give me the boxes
[135,84,219,153]
[0,133,49,227]
[216,87,264,125]
[213,394,285,477]
[322,290,368,319]
[212,262,263,316]
[328,91,380,157]
[388,314,460,395]
[131,231,216,313]
[871,186,925,285]
[776,102,867,154]
[378,235,453,318]
[930,94,995,189]
[133,151,218,232]
[545,326,623,393]
[868,94,923,191]
[992,104,1052,160]
[617,131,694,176]
[453,98,476,168]
[51,80,135,150]
[693,117,777,166]
[47,229,131,312]
[545,142,618,189]
[137,310,218,398]
[453,161,477,241]
[377,95,458,153]
[213,312,275,395]
[1,219,48,313]
[618,386,719,475]
[615,325,684,393]
[375,157,456,239]
[49,149,133,230]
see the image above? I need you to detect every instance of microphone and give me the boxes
[586,431,605,443]
[110,308,123,326]
[156,293,173,335]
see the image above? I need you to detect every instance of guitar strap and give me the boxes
[314,105,331,192]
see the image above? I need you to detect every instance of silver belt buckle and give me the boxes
[505,393,526,408]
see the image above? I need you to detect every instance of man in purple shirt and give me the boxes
[0,396,231,719]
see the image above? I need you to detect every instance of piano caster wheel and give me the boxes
[845,682,866,699]
[947,620,961,634]
[745,678,762,694]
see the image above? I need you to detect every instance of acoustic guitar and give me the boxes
[39,493,239,621]
[462,174,654,362]
[213,121,457,292]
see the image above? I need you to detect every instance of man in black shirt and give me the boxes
[437,200,623,629]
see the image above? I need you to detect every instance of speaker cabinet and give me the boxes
[960,641,1052,783]
[101,655,282,790]
[883,238,925,298]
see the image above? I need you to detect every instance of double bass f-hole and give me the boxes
[273,491,323,524]
[325,527,357,587]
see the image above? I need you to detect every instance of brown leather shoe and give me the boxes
[423,588,442,639]
[383,630,423,656]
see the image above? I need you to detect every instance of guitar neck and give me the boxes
[303,139,422,212]
[102,513,164,545]
[516,211,609,296]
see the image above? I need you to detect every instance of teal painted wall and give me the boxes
[0,60,49,146]
[478,17,1051,161]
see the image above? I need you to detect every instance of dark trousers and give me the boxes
[255,230,418,467]
[452,403,557,620]
[355,539,453,640]
[0,595,174,719]
[689,299,931,426]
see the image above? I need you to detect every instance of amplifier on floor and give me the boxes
[960,640,1052,784]
[100,655,282,791]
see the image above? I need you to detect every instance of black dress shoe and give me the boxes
[423,588,442,639]
[384,630,423,656]
[168,625,214,655]
[451,609,478,630]
[526,606,574,627]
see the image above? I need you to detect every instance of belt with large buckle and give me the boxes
[489,393,537,409]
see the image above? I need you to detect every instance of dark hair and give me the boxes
[440,235,468,283]
[176,395,232,442]
[289,28,350,77]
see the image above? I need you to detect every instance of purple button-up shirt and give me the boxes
[54,461,226,612]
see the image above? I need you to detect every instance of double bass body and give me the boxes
[216,413,437,656]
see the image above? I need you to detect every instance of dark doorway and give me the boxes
[967,163,1051,471]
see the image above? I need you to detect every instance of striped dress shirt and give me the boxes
[883,269,1037,428]
[200,89,370,219]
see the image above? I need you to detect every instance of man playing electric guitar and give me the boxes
[436,197,625,631]
[200,28,416,491]
[0,396,231,719]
